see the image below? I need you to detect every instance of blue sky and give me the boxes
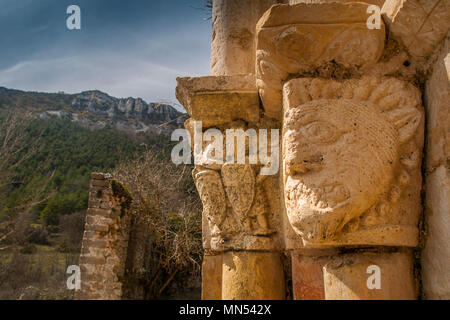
[0,0,212,108]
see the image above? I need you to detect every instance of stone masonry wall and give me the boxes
[75,173,132,300]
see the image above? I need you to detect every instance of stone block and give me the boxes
[323,251,417,299]
[291,253,326,300]
[210,0,279,76]
[382,0,450,58]
[256,2,385,118]
[176,75,260,127]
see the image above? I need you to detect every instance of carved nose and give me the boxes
[287,153,324,175]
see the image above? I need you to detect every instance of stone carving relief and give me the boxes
[282,76,424,247]
[255,2,385,119]
[193,162,278,251]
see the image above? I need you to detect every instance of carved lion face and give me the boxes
[283,99,398,242]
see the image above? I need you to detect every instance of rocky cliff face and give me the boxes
[0,87,187,136]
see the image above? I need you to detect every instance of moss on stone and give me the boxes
[111,180,132,218]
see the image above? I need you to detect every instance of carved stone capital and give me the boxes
[282,76,424,247]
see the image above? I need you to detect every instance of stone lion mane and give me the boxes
[282,76,423,241]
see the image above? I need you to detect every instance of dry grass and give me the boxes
[114,149,202,299]
[0,245,78,300]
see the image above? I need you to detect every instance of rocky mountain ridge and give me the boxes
[0,87,187,135]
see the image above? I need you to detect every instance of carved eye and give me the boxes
[299,121,339,144]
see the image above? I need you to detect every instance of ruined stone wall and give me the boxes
[75,173,132,300]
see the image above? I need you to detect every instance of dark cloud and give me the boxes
[0,0,211,103]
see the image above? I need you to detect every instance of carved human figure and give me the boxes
[282,77,423,244]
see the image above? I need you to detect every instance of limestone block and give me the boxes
[256,2,385,118]
[382,0,450,58]
[323,251,417,300]
[211,0,279,76]
[291,253,328,300]
[202,254,223,300]
[176,75,260,127]
[425,33,450,170]
[422,166,450,299]
[222,251,285,300]
[282,77,424,247]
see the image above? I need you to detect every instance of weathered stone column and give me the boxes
[196,0,286,301]
[382,0,450,300]
[210,0,279,76]
[202,254,223,300]
[176,75,286,300]
[256,1,425,299]
[422,33,450,300]
[222,252,285,300]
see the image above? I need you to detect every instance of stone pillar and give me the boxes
[207,1,282,300]
[177,0,450,301]
[202,254,222,300]
[422,32,450,300]
[256,2,424,300]
[176,74,286,300]
[210,0,279,76]
[75,173,132,300]
[222,252,285,300]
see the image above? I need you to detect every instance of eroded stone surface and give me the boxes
[202,255,223,300]
[256,2,385,118]
[211,0,279,76]
[382,0,450,58]
[422,166,450,299]
[176,75,260,127]
[323,251,417,300]
[425,32,450,171]
[282,77,424,247]
[193,163,280,251]
[222,251,285,300]
[75,173,131,300]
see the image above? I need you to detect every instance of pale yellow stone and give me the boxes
[323,251,417,300]
[256,2,385,118]
[176,75,260,127]
[422,166,450,299]
[425,32,450,170]
[222,251,285,300]
[382,0,450,58]
[202,254,223,300]
[210,0,279,76]
[282,77,424,247]
[193,164,280,252]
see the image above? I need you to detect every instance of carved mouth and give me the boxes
[286,180,351,210]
